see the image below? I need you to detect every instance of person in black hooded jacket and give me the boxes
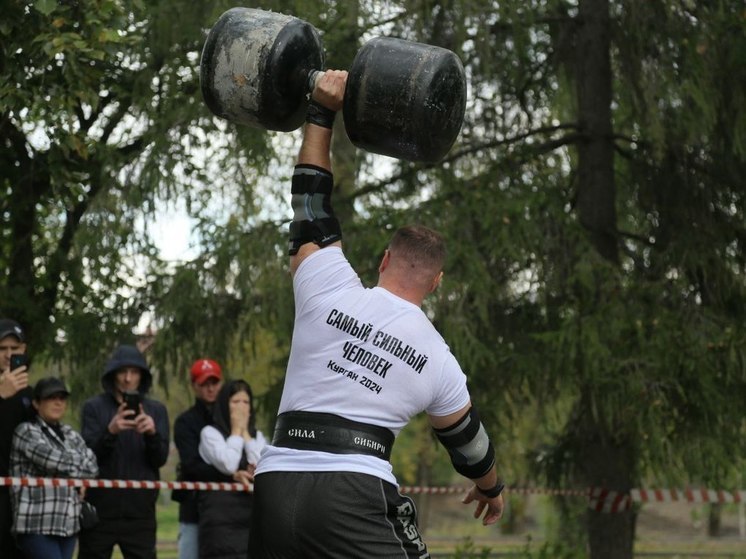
[78,344,170,559]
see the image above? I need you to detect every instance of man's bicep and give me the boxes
[290,241,341,277]
[428,402,472,430]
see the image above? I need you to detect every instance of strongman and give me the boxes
[250,70,505,558]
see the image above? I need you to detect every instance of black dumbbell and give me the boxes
[199,7,466,163]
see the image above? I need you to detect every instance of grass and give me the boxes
[104,491,746,558]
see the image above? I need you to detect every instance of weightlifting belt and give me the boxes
[272,411,395,462]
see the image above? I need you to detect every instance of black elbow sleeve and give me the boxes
[288,164,342,255]
[434,407,496,479]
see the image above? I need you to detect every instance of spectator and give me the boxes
[249,71,504,558]
[172,358,223,559]
[78,344,170,559]
[0,318,33,559]
[198,379,266,559]
[10,376,98,559]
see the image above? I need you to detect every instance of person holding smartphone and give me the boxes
[0,318,33,559]
[79,344,170,559]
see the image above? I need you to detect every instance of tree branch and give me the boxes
[99,96,131,145]
[490,15,574,36]
[76,94,115,134]
[43,163,107,314]
[618,228,654,247]
[348,125,582,201]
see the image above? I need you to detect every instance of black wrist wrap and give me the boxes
[305,99,336,129]
[477,482,505,499]
[289,164,342,255]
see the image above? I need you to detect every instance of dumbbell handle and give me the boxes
[306,69,322,97]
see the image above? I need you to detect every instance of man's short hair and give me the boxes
[388,225,446,274]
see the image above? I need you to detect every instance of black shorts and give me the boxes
[249,471,430,558]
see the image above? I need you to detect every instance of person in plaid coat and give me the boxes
[10,377,99,559]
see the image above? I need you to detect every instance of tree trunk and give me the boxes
[579,424,637,559]
[575,0,618,264]
[574,1,631,554]
[708,503,722,537]
[587,508,636,559]
[7,153,48,344]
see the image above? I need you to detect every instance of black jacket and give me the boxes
[172,398,231,523]
[80,346,170,520]
[0,387,33,476]
[0,387,32,559]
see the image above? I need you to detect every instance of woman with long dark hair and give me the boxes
[198,379,266,558]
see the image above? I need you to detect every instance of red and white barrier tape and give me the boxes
[632,488,746,505]
[0,477,251,492]
[400,486,588,498]
[589,488,632,513]
[2,478,743,513]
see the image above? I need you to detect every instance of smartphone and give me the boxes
[122,390,142,416]
[10,353,28,372]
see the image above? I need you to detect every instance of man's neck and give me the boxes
[377,279,424,307]
[197,398,214,409]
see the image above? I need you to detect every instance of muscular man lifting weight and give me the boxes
[249,70,504,558]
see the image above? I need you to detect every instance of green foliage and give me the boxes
[1,0,274,392]
[450,537,493,559]
[518,536,583,559]
[392,414,454,485]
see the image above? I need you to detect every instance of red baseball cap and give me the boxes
[190,359,222,385]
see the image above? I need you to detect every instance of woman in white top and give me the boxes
[198,379,266,558]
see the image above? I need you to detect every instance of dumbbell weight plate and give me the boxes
[200,8,324,132]
[344,37,467,162]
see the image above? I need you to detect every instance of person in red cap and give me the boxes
[172,359,223,559]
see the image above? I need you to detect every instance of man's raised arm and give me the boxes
[289,70,347,276]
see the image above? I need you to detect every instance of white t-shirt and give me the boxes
[199,426,267,475]
[255,247,470,485]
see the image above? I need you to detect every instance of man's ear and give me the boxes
[429,271,444,293]
[378,249,391,274]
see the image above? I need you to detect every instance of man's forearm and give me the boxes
[472,466,504,497]
[298,123,333,171]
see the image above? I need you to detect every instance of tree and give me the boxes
[3,2,745,556]
[1,0,291,392]
[367,1,745,557]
